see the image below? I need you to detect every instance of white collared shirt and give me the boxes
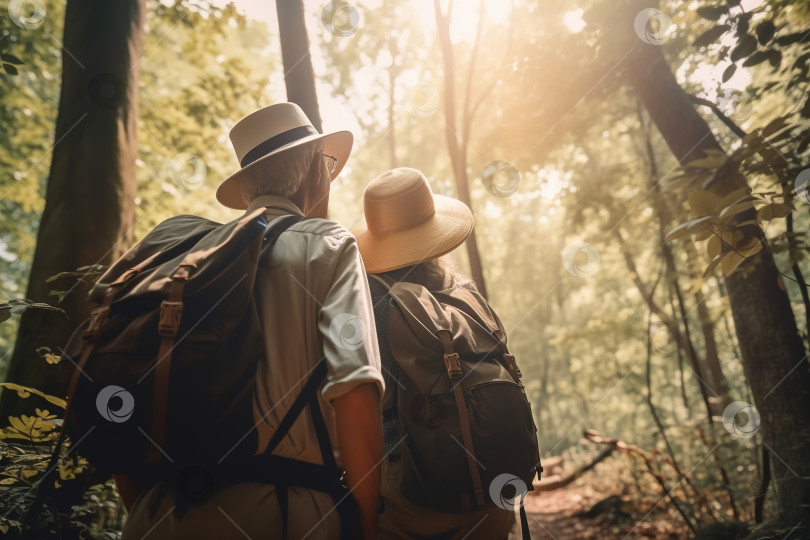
[246,195,385,464]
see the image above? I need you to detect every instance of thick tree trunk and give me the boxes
[626,38,810,529]
[1,0,143,419]
[276,0,322,132]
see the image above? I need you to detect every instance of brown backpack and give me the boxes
[44,209,359,539]
[372,275,541,534]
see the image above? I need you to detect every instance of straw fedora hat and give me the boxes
[351,168,474,274]
[216,102,353,209]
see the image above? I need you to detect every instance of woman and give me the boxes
[350,168,519,540]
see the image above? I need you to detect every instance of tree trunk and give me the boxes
[683,240,732,410]
[434,0,488,298]
[276,0,322,132]
[387,67,396,169]
[626,38,810,529]
[0,0,143,420]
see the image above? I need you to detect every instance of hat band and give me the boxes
[240,125,319,168]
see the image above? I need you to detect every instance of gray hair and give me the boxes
[240,141,324,203]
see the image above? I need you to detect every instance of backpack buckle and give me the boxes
[503,353,522,379]
[443,353,462,379]
[83,306,110,341]
[158,301,183,336]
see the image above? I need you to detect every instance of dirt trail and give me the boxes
[508,484,687,540]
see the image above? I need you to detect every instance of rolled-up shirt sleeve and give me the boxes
[318,237,385,403]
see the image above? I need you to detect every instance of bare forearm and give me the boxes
[333,383,382,539]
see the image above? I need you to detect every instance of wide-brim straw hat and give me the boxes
[351,168,474,274]
[216,102,353,210]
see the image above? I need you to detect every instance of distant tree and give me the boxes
[276,0,322,130]
[433,0,508,298]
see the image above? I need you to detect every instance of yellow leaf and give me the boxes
[757,203,792,224]
[665,216,713,243]
[718,187,750,209]
[695,228,713,241]
[688,190,719,215]
[739,238,763,258]
[685,150,727,169]
[0,383,66,409]
[721,251,745,275]
[703,256,723,278]
[707,235,721,259]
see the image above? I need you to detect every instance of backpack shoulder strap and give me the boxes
[262,214,307,248]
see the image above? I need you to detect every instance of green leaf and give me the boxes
[2,64,18,75]
[722,63,737,83]
[742,50,770,67]
[755,20,775,45]
[766,49,782,68]
[762,116,790,137]
[697,6,728,21]
[693,25,730,48]
[0,53,23,65]
[731,34,758,62]
[775,31,810,46]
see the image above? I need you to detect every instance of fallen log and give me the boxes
[533,447,614,492]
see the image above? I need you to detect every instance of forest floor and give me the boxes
[509,483,688,540]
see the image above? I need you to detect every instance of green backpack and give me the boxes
[371,275,541,536]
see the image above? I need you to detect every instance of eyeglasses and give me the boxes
[323,153,338,174]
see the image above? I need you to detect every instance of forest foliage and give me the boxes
[1,0,809,537]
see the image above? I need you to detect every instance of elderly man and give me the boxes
[118,102,384,540]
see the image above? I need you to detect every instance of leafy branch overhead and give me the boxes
[663,116,802,278]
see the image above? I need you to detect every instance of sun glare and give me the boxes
[442,0,512,43]
[563,10,586,33]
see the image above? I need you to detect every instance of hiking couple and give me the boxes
[63,103,540,539]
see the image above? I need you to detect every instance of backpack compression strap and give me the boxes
[436,329,486,509]
[262,358,360,540]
